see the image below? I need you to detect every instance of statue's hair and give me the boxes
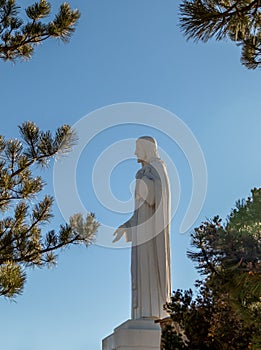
[137,136,159,162]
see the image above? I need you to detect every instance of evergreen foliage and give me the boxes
[0,0,80,61]
[164,283,257,349]
[179,0,261,69]
[0,122,99,298]
[162,188,261,349]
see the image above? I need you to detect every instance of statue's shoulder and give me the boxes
[150,159,167,180]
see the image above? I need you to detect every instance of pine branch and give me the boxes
[1,214,98,266]
[0,1,80,61]
[0,122,98,298]
[179,0,261,69]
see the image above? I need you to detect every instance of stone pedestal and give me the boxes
[102,319,161,350]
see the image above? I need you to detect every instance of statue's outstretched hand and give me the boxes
[113,225,126,243]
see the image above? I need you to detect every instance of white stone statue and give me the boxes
[113,136,171,320]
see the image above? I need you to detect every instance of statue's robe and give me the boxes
[123,158,171,319]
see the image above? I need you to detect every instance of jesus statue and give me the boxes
[113,136,171,320]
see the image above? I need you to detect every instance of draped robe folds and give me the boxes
[123,159,171,320]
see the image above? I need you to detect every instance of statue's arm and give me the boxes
[113,211,137,243]
[121,210,138,241]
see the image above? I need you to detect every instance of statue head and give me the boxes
[135,136,159,164]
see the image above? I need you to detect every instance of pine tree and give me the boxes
[162,189,261,349]
[0,122,99,298]
[188,190,261,324]
[0,0,80,61]
[179,0,261,69]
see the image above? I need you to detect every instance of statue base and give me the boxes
[102,318,161,350]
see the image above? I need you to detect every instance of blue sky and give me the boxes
[0,1,261,349]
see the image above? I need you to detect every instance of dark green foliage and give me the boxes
[164,283,256,349]
[0,122,99,298]
[161,323,187,350]
[179,1,261,69]
[0,0,80,61]
[162,189,261,349]
[189,189,261,322]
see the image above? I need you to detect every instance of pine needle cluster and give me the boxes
[180,0,261,69]
[0,122,99,298]
[0,0,80,61]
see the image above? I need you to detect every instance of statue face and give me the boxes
[135,141,145,164]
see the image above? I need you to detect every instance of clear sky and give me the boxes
[1,1,260,350]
